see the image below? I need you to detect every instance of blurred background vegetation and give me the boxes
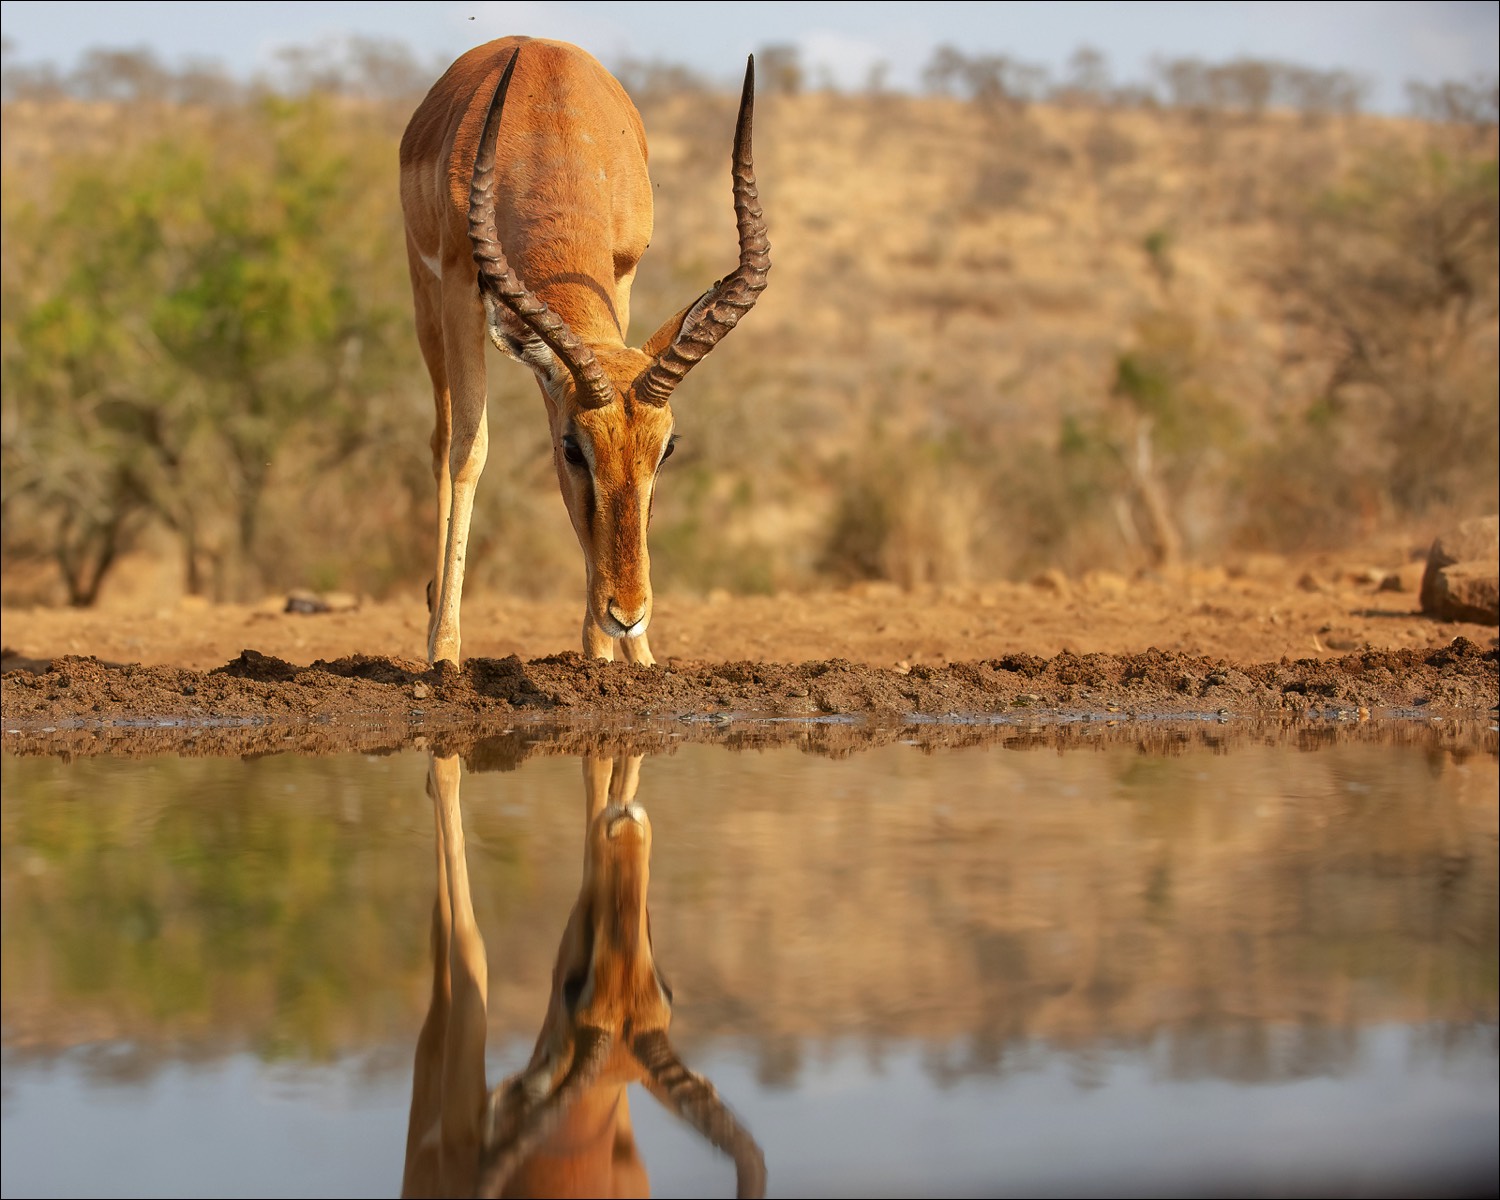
[1,38,1495,607]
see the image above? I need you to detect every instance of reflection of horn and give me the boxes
[476,1025,614,1199]
[633,1028,768,1200]
[402,751,766,1198]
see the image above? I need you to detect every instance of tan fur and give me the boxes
[401,38,719,666]
[402,754,762,1199]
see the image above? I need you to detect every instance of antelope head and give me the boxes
[478,756,766,1199]
[467,50,770,658]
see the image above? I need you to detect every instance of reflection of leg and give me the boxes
[431,753,488,1195]
[610,754,644,808]
[401,765,454,1198]
[583,756,614,826]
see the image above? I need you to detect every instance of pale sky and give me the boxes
[1,1,1496,110]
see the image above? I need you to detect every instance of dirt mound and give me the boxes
[4,639,1494,758]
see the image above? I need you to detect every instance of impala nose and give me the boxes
[607,600,648,634]
[607,803,648,837]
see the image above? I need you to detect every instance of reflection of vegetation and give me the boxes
[3,742,1495,1090]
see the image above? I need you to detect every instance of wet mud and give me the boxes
[3,639,1495,758]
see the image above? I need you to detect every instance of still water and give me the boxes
[3,725,1497,1197]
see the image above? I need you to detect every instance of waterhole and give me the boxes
[3,722,1496,1197]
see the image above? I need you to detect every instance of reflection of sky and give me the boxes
[1,1,1496,112]
[4,1028,1496,1198]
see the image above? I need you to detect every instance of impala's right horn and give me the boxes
[469,48,617,409]
[633,55,771,408]
[476,1024,614,1199]
[632,1027,767,1199]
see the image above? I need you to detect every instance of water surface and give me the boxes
[3,726,1496,1197]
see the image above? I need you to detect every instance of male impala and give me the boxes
[400,38,770,666]
[402,752,766,1198]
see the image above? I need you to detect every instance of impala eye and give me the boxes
[562,436,586,467]
[660,435,678,463]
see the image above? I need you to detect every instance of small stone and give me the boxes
[1421,516,1498,615]
[413,682,432,700]
[1428,562,1499,625]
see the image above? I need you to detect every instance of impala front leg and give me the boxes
[429,281,489,667]
[582,608,616,662]
[619,630,655,667]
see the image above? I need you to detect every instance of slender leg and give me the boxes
[405,238,453,664]
[582,609,616,662]
[619,632,655,667]
[430,276,489,666]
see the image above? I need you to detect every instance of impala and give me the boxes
[400,37,770,667]
[402,752,766,1199]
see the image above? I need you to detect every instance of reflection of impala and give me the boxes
[401,38,770,667]
[402,753,766,1199]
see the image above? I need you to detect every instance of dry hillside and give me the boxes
[2,76,1496,606]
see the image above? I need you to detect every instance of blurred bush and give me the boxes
[1,41,1495,606]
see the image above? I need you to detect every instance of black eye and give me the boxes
[562,436,586,467]
[660,435,678,463]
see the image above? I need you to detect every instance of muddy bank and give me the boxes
[3,639,1495,758]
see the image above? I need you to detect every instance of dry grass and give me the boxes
[3,88,1495,607]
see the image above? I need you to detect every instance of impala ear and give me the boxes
[485,299,565,388]
[640,286,716,361]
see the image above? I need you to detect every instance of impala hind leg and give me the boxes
[406,239,456,664]
[429,276,490,666]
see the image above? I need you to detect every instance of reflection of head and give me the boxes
[405,756,762,1194]
[477,755,765,1199]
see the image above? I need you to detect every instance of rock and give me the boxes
[1030,568,1069,594]
[1421,516,1498,613]
[1428,562,1499,625]
[1377,561,1425,593]
[284,590,330,615]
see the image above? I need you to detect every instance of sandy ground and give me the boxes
[3,557,1491,670]
[3,556,1496,756]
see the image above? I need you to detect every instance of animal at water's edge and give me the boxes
[400,37,770,667]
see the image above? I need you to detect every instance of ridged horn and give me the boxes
[468,48,616,409]
[476,1025,614,1198]
[632,1027,767,1199]
[633,55,771,407]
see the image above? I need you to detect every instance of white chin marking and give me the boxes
[599,613,648,639]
